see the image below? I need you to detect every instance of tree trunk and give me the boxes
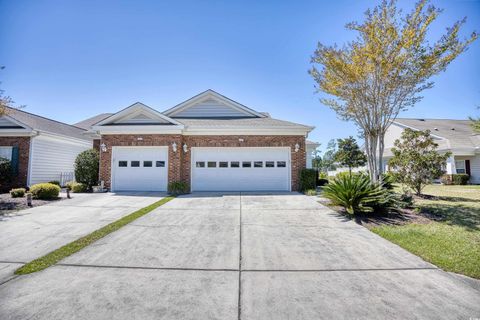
[378,135,385,182]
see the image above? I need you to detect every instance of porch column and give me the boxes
[445,155,456,174]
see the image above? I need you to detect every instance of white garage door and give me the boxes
[111,147,168,191]
[191,147,291,191]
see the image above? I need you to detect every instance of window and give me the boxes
[156,161,165,167]
[131,161,140,167]
[196,161,205,168]
[231,161,240,168]
[207,161,217,168]
[254,161,263,168]
[143,161,152,167]
[265,161,275,168]
[219,161,228,168]
[277,161,286,168]
[0,147,12,161]
[242,161,252,168]
[118,161,128,167]
[455,160,466,174]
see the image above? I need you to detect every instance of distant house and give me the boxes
[383,118,480,184]
[0,107,92,189]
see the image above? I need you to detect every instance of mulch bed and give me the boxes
[317,196,433,229]
[0,193,64,215]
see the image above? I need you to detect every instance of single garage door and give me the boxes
[191,147,290,191]
[111,146,168,191]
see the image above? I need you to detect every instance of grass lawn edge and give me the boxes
[15,196,175,275]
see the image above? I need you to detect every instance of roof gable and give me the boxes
[163,90,266,119]
[94,102,183,127]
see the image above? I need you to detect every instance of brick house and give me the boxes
[0,107,92,190]
[78,90,316,192]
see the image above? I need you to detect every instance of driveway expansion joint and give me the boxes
[238,192,243,320]
[55,263,240,272]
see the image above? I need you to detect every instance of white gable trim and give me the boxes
[94,102,184,127]
[0,115,33,136]
[163,90,266,118]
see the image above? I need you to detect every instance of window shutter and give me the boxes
[465,160,471,176]
[11,146,19,175]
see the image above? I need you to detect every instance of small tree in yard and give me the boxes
[388,128,449,195]
[310,0,477,182]
[334,136,367,173]
[74,149,99,190]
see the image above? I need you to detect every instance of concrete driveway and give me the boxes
[0,193,479,319]
[0,192,165,283]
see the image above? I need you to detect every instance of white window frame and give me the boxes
[455,160,466,174]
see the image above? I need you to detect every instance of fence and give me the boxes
[60,172,74,187]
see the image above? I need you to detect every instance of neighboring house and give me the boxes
[81,90,315,192]
[383,118,480,184]
[306,140,320,169]
[0,107,92,189]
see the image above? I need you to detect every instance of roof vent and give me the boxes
[434,128,438,131]
[451,128,455,130]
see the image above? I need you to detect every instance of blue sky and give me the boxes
[0,0,479,152]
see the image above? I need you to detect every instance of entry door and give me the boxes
[191,147,291,191]
[112,147,168,191]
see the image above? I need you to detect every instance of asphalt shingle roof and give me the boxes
[74,113,114,130]
[176,117,313,130]
[4,107,90,141]
[394,118,480,151]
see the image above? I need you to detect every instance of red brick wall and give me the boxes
[0,136,30,191]
[99,134,306,191]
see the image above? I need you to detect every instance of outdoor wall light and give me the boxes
[100,143,107,152]
[183,144,188,153]
[294,143,300,152]
[172,142,177,153]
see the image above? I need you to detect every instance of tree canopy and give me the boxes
[334,136,367,172]
[388,128,450,195]
[310,0,477,182]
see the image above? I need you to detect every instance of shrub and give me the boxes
[48,180,61,187]
[66,181,87,193]
[74,149,99,189]
[441,174,470,185]
[318,178,329,186]
[305,189,317,196]
[453,174,469,185]
[318,171,328,180]
[30,183,60,200]
[10,188,26,198]
[322,173,394,215]
[168,181,189,195]
[299,169,317,192]
[0,157,12,186]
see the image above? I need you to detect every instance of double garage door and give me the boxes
[111,146,291,192]
[191,147,290,191]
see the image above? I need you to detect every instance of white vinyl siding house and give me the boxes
[28,134,91,185]
[383,118,480,184]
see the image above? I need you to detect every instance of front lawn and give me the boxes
[371,184,480,279]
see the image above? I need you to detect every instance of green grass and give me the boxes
[372,223,480,278]
[15,196,174,275]
[371,184,480,279]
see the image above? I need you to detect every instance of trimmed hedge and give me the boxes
[10,188,26,198]
[30,183,60,200]
[66,181,87,193]
[299,169,317,192]
[48,180,61,187]
[441,174,470,185]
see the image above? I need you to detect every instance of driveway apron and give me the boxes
[0,192,479,319]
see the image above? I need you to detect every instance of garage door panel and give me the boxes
[112,147,168,192]
[192,147,290,192]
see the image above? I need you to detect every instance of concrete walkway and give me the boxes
[0,192,165,283]
[0,193,479,319]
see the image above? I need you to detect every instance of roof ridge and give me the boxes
[6,106,87,132]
